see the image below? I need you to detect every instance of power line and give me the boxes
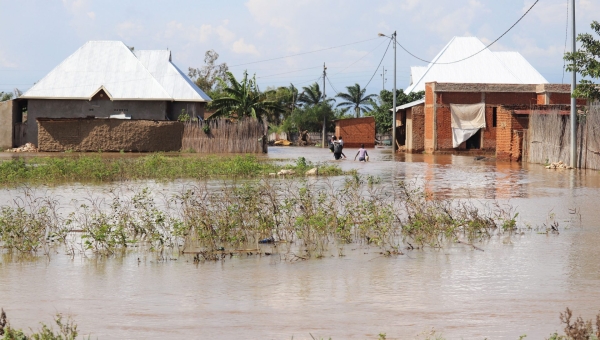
[394,0,540,65]
[330,39,388,77]
[229,37,379,68]
[326,75,340,95]
[363,39,392,89]
[256,66,322,79]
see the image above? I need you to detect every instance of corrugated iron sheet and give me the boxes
[21,41,209,102]
[136,50,210,102]
[405,37,549,94]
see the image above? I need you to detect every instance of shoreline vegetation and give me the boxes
[0,154,343,185]
[1,307,598,340]
[0,176,533,259]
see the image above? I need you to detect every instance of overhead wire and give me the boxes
[363,39,392,89]
[393,0,540,65]
[326,75,340,96]
[229,37,379,68]
[256,66,322,79]
[329,38,388,77]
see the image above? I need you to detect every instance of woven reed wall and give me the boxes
[527,103,600,169]
[182,118,267,153]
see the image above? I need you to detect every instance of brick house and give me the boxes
[392,36,580,157]
[397,83,578,155]
[333,116,375,148]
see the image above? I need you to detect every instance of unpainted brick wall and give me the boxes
[409,105,425,152]
[486,92,537,105]
[496,106,514,161]
[335,116,375,148]
[496,107,529,161]
[424,84,435,152]
[37,119,184,152]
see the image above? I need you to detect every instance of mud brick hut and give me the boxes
[392,36,579,156]
[15,41,211,148]
[333,116,375,148]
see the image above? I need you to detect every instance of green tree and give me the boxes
[369,89,425,134]
[335,83,376,118]
[209,71,282,121]
[287,102,336,133]
[188,50,229,97]
[297,82,334,107]
[564,20,600,100]
[265,84,299,125]
[0,91,13,102]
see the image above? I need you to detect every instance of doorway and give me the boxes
[466,129,481,149]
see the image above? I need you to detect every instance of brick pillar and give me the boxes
[424,83,435,153]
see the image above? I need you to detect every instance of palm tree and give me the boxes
[210,71,282,120]
[297,83,322,107]
[335,83,376,118]
[297,82,334,107]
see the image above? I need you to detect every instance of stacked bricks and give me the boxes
[334,116,375,148]
[424,83,435,152]
[409,105,425,152]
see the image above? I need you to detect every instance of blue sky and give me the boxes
[0,0,599,97]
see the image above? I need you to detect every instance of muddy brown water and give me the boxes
[2,147,600,339]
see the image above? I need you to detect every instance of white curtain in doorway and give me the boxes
[450,103,486,148]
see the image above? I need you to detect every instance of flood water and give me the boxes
[2,147,600,339]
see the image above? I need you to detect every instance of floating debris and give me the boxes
[546,161,573,170]
[5,143,38,153]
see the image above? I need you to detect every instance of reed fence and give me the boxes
[182,118,267,153]
[527,103,600,169]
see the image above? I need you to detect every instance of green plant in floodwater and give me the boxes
[0,154,346,186]
[545,308,600,340]
[0,309,79,340]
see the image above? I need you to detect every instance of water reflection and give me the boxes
[2,147,600,338]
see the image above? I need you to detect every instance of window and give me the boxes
[492,107,497,127]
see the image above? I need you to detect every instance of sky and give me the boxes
[0,0,599,98]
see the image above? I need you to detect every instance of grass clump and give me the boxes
[0,154,344,185]
[0,177,526,258]
[0,309,80,340]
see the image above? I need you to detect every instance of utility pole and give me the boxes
[322,62,327,149]
[570,0,577,168]
[392,31,397,153]
[381,66,387,91]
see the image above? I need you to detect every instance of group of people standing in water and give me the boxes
[328,136,369,162]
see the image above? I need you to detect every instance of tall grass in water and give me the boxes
[0,177,526,259]
[0,154,340,185]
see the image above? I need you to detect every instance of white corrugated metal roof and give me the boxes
[405,37,548,93]
[22,41,210,102]
[410,66,427,86]
[22,41,171,100]
[391,98,425,112]
[135,50,210,102]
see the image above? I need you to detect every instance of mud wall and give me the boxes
[27,99,168,145]
[0,100,14,149]
[37,118,183,152]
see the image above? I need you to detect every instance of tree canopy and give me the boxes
[210,71,283,120]
[188,50,229,97]
[0,92,13,102]
[335,83,376,118]
[564,20,600,101]
[369,89,425,134]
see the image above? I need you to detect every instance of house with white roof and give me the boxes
[17,41,210,146]
[392,36,574,155]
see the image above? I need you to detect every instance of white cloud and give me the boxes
[87,11,96,20]
[232,38,260,55]
[0,50,17,68]
[116,21,144,40]
[61,0,89,13]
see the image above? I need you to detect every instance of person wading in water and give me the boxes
[332,137,343,160]
[354,144,369,162]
